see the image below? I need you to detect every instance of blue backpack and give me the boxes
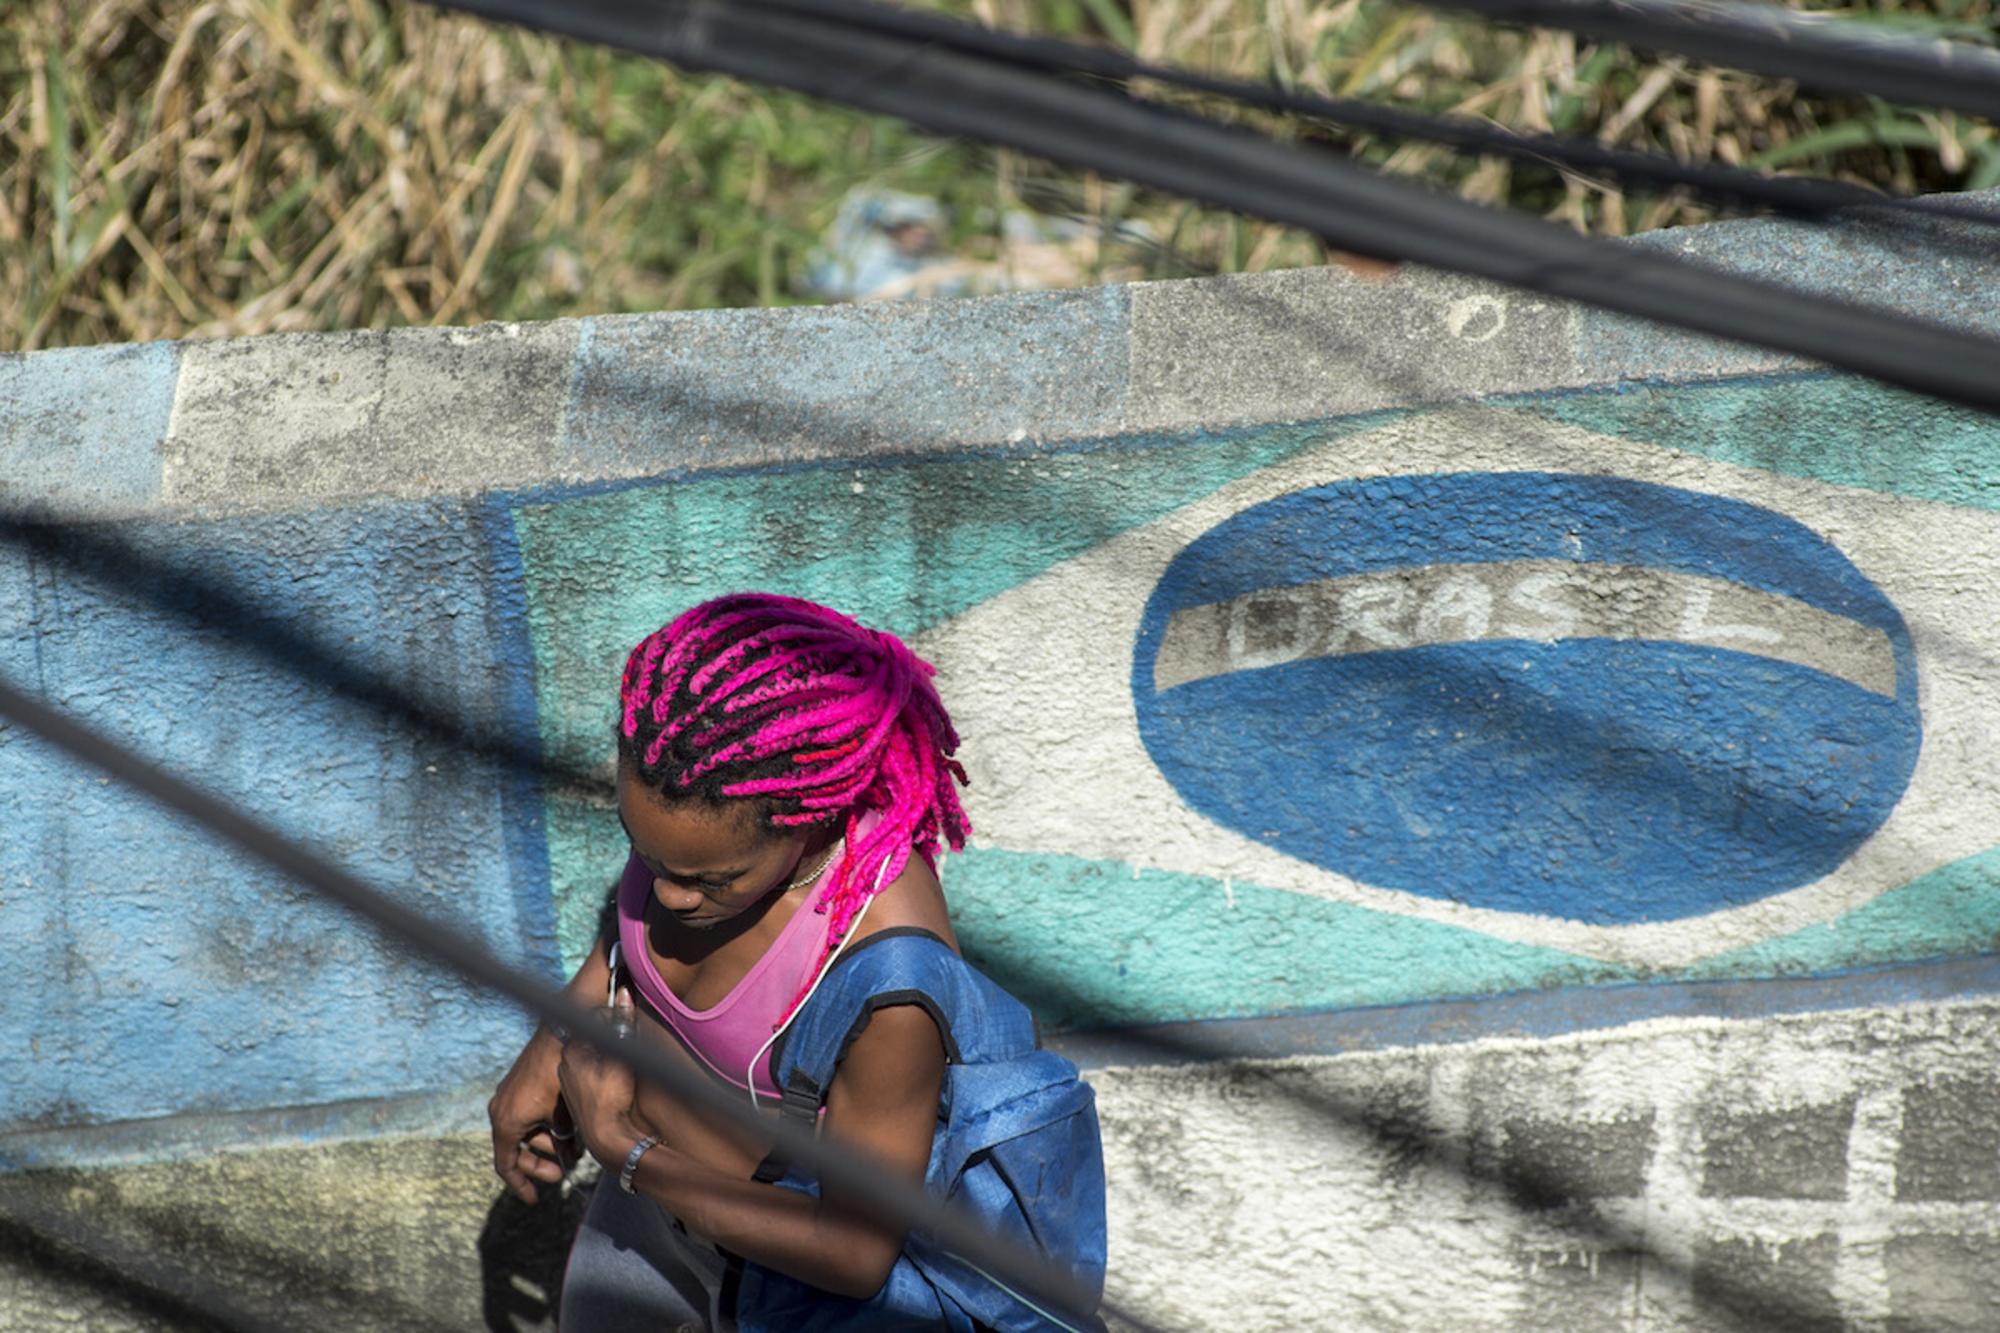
[724,929,1109,1332]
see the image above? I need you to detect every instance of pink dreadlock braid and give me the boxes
[617,593,971,1015]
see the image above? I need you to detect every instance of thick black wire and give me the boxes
[0,673,1131,1333]
[0,516,1906,1330]
[419,0,2000,415]
[13,0,1999,1315]
[744,0,2000,225]
[1416,0,2000,123]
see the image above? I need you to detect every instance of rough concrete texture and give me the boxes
[0,1136,587,1333]
[1883,1233,2000,1331]
[1690,1235,1842,1333]
[1124,265,1593,433]
[1698,1099,1857,1201]
[1094,997,2000,1331]
[0,341,174,514]
[7,195,2000,1330]
[161,321,579,511]
[0,1240,210,1333]
[5,191,1995,521]
[1578,205,2000,387]
[8,997,1999,1333]
[562,288,1130,479]
[1894,1077,2000,1202]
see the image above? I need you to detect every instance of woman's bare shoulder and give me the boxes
[850,851,959,952]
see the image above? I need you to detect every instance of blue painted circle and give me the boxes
[1132,472,1921,924]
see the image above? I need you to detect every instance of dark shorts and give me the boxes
[559,1177,729,1333]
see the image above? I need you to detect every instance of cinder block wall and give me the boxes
[6,199,2000,1331]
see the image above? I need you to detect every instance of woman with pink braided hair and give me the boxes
[485,593,1101,1330]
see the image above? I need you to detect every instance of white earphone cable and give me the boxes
[744,852,892,1110]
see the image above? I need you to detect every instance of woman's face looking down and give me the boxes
[616,768,817,930]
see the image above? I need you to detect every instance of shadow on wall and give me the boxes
[0,1157,591,1333]
[4,881,1842,1332]
[479,1181,591,1333]
[1000,952,1848,1333]
[0,1199,242,1333]
[6,282,1994,1332]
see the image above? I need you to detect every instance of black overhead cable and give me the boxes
[1415,0,2000,124]
[7,10,1996,1325]
[0,670,1135,1333]
[744,0,1997,225]
[419,0,2000,415]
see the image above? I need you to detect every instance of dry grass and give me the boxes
[4,0,1995,351]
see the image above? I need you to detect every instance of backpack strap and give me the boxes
[778,929,968,1100]
[751,929,978,1184]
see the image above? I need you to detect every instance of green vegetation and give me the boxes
[3,0,1995,350]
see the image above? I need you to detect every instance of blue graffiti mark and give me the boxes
[478,494,562,984]
[1132,472,1920,924]
[1049,951,2000,1068]
[0,1080,492,1174]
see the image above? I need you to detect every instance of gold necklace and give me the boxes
[782,840,841,894]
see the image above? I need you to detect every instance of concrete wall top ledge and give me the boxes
[5,189,1997,519]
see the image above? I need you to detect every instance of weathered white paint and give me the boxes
[1095,997,2000,1330]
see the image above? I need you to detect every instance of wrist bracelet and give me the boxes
[618,1135,658,1194]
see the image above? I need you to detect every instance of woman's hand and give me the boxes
[557,989,646,1167]
[488,1028,575,1205]
[488,931,616,1203]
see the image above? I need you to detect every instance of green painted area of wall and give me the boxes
[1531,375,2000,510]
[946,843,2000,1029]
[944,836,2000,1020]
[513,423,1373,969]
[944,848,1636,1028]
[541,828,2000,1026]
[545,798,631,975]
[1686,846,2000,980]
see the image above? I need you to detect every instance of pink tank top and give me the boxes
[616,815,877,1101]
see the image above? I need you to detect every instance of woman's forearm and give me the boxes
[541,936,612,1037]
[620,1138,904,1300]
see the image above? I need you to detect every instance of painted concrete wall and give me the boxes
[5,198,2000,1330]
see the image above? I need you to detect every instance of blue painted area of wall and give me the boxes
[558,286,1130,475]
[0,342,175,510]
[0,502,543,1132]
[1132,472,1919,923]
[475,495,562,986]
[0,1081,492,1173]
[0,543,86,1114]
[1050,952,2000,1068]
